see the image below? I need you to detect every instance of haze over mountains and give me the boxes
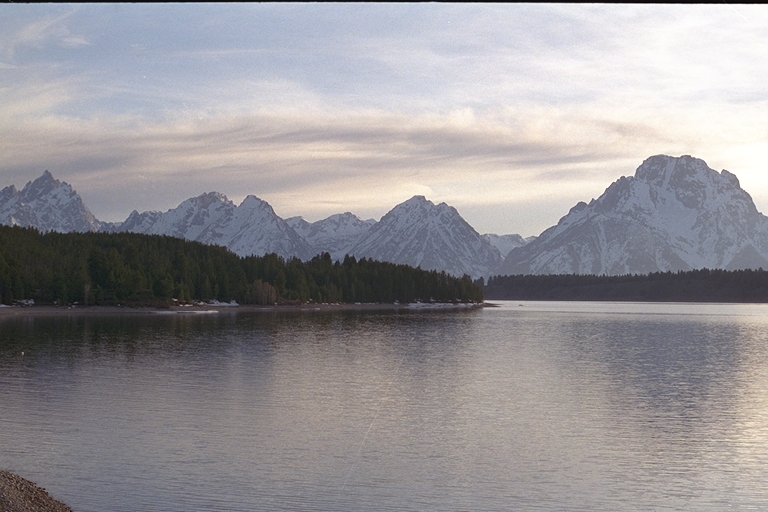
[3,155,768,278]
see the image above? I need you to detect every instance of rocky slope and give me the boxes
[501,155,768,275]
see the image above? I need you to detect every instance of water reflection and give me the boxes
[485,302,768,509]
[2,305,768,511]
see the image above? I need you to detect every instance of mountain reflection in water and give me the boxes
[2,302,768,511]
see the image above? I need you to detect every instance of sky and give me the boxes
[2,4,768,237]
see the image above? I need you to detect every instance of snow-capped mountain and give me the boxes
[113,192,233,240]
[114,192,315,260]
[0,170,100,232]
[286,212,376,260]
[212,195,314,260]
[0,170,546,277]
[350,195,502,279]
[501,155,768,275]
[482,233,531,259]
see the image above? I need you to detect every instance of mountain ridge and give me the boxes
[0,172,513,278]
[4,154,766,279]
[109,191,316,260]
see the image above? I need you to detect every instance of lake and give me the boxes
[2,301,768,511]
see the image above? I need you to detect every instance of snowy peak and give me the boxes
[287,212,375,260]
[482,233,530,259]
[0,170,100,232]
[502,155,768,276]
[307,212,375,239]
[239,194,272,211]
[387,195,440,220]
[24,170,58,201]
[285,216,312,236]
[216,195,314,259]
[185,191,231,212]
[631,155,750,212]
[115,191,235,241]
[115,191,313,260]
[351,195,502,278]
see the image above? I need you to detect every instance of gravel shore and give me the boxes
[0,471,72,512]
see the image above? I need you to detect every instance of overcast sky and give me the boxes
[2,4,768,236]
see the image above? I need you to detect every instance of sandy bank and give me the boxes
[0,471,72,512]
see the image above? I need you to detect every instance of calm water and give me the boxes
[2,301,768,511]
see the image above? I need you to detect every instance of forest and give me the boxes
[485,269,768,303]
[0,226,482,306]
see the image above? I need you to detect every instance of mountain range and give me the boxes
[3,154,768,278]
[0,170,511,278]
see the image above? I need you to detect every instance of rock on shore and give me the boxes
[0,471,72,512]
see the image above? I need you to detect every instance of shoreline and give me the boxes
[0,301,488,317]
[0,471,72,512]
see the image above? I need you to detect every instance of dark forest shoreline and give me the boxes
[484,269,768,303]
[0,301,487,318]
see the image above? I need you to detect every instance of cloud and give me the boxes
[2,4,768,236]
[0,6,88,60]
[2,97,755,234]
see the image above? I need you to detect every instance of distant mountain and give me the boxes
[113,192,232,239]
[501,155,768,275]
[482,233,531,259]
[0,170,100,233]
[0,170,529,277]
[350,195,502,279]
[286,212,376,260]
[113,192,315,260]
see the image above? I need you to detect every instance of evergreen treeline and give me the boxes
[485,269,768,303]
[0,226,482,306]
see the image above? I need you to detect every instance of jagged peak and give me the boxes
[720,169,740,188]
[392,195,449,215]
[0,184,18,197]
[633,154,720,184]
[323,211,368,223]
[238,195,280,218]
[0,170,100,233]
[23,170,65,195]
[400,195,432,207]
[568,201,589,214]
[188,191,231,208]
[239,194,268,206]
[29,169,61,188]
[285,216,311,233]
[125,208,160,218]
